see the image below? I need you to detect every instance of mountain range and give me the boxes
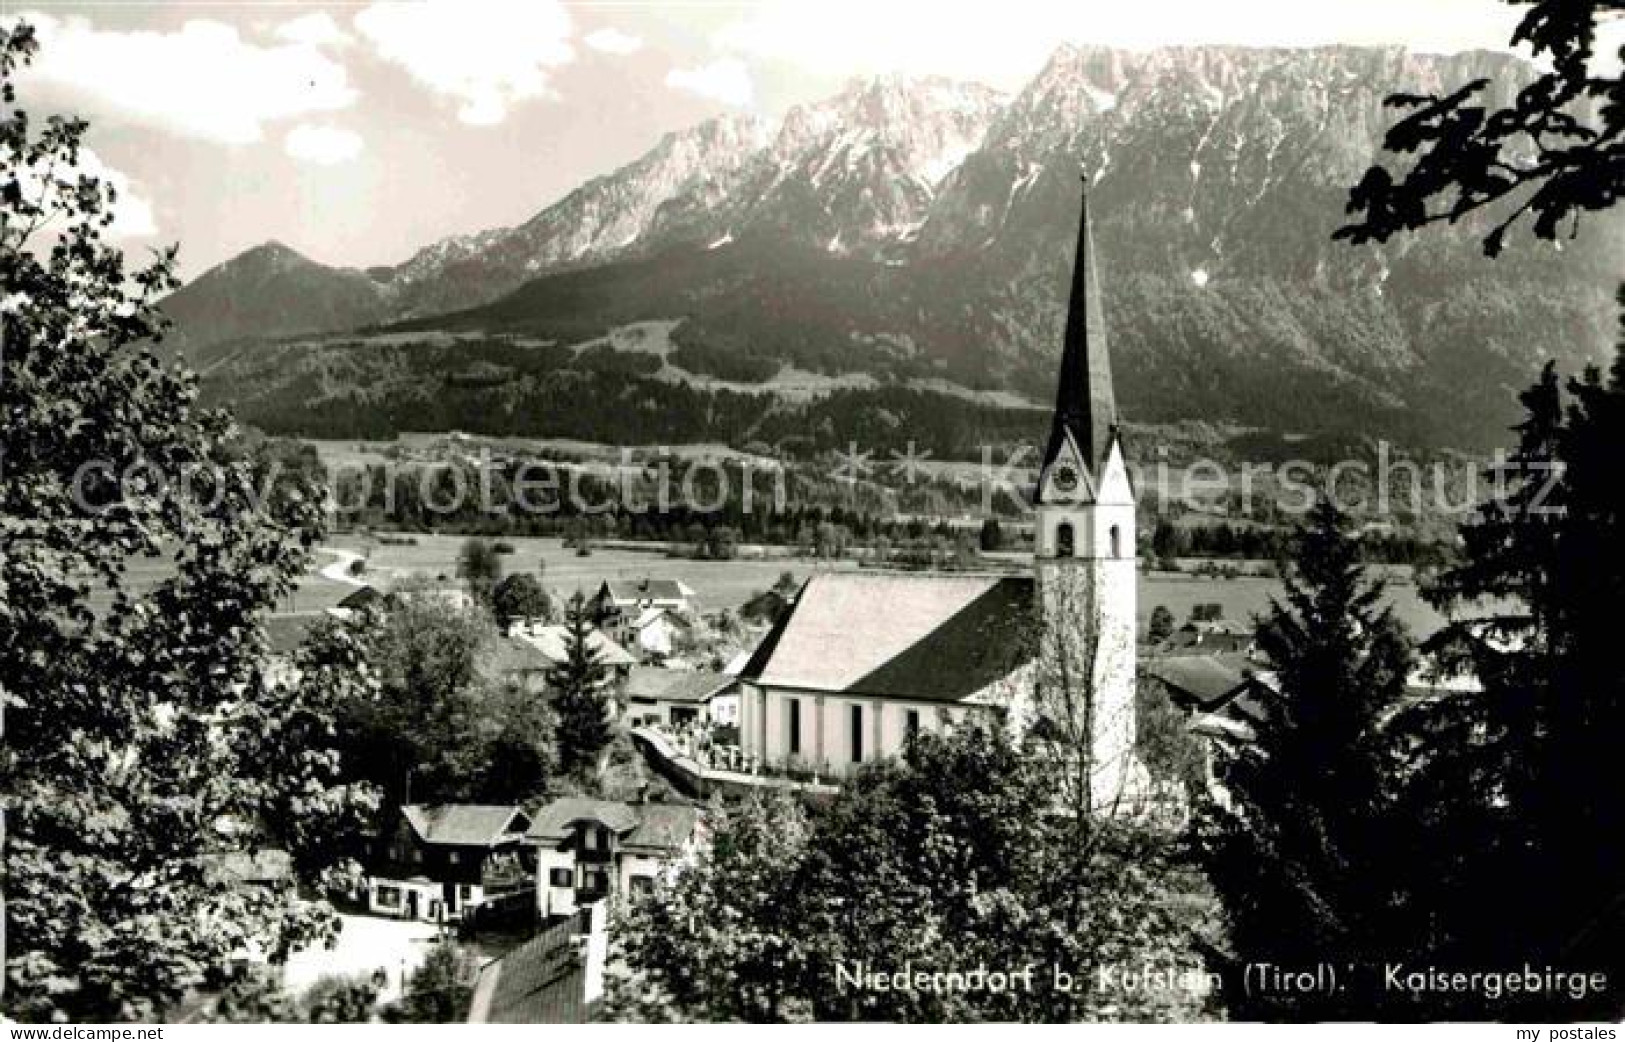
[163,43,1623,452]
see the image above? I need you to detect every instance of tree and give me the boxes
[1147,604,1176,644]
[465,678,558,805]
[206,968,384,1023]
[1337,0,1624,256]
[1402,307,1625,1017]
[339,598,489,803]
[336,599,554,805]
[384,941,472,1023]
[456,536,502,603]
[490,571,552,633]
[1193,498,1415,1019]
[978,517,1004,553]
[550,593,614,777]
[0,23,376,1021]
[605,725,1213,1022]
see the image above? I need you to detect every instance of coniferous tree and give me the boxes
[1406,300,1625,1017]
[1195,498,1414,1019]
[550,593,614,777]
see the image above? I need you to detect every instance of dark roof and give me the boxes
[509,626,637,668]
[1160,620,1254,656]
[1040,186,1117,484]
[402,804,530,847]
[528,797,639,839]
[624,667,735,705]
[468,920,592,1023]
[599,578,689,603]
[622,803,702,853]
[739,573,1035,703]
[526,797,699,854]
[484,634,555,675]
[1144,653,1259,710]
[338,585,383,609]
[264,613,324,656]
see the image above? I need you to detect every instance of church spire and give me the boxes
[1041,182,1117,480]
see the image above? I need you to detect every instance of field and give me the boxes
[333,532,1466,636]
[331,533,858,612]
[90,532,1469,638]
[1140,570,1453,637]
[87,547,359,616]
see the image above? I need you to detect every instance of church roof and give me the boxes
[1040,186,1118,483]
[739,573,1036,702]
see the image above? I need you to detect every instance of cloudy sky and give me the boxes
[6,1,1587,279]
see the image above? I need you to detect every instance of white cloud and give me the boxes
[15,11,356,144]
[82,150,157,239]
[15,147,157,240]
[274,11,352,50]
[354,0,574,125]
[584,27,644,56]
[284,123,364,165]
[665,57,754,108]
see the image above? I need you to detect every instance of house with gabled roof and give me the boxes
[366,804,534,922]
[624,666,738,728]
[510,621,637,677]
[590,577,696,644]
[527,796,702,920]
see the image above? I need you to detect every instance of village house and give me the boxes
[365,804,534,923]
[510,620,638,679]
[737,192,1146,801]
[624,666,738,728]
[590,578,697,643]
[1157,617,1256,657]
[527,797,702,920]
[623,605,693,662]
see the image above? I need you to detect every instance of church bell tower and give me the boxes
[1033,186,1142,808]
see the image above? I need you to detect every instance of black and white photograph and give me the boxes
[2,0,1623,1027]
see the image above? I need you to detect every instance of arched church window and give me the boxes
[1056,522,1075,558]
[1109,524,1121,558]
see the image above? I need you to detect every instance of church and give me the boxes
[738,190,1144,802]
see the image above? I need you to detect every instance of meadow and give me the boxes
[333,531,1462,636]
[329,533,859,613]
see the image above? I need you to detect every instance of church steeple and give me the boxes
[1039,184,1117,490]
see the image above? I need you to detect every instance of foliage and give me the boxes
[0,23,376,1021]
[1135,681,1208,800]
[383,941,472,1023]
[490,571,553,632]
[549,592,614,777]
[1338,0,1624,255]
[1192,499,1415,1018]
[978,517,1004,552]
[1147,604,1176,644]
[206,968,384,1023]
[456,536,502,603]
[336,600,554,804]
[605,725,1214,1022]
[1400,300,1625,1018]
